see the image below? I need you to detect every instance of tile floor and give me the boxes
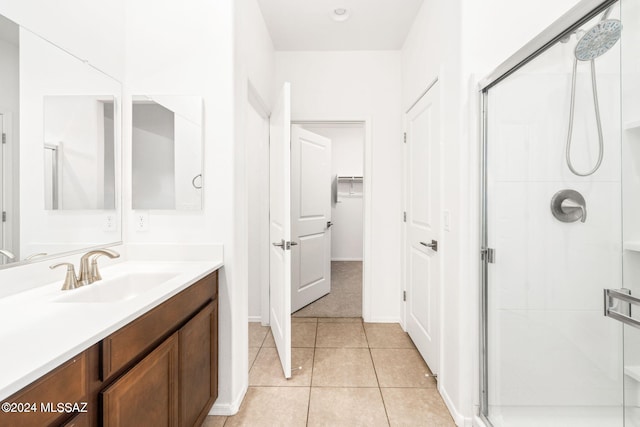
[292,262,362,318]
[203,318,455,426]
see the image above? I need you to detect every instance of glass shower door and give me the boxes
[620,0,640,424]
[482,3,624,426]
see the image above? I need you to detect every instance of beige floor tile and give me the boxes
[202,415,227,427]
[248,346,260,371]
[316,322,367,347]
[250,347,314,386]
[263,330,275,347]
[292,317,318,323]
[292,322,317,348]
[225,387,310,427]
[308,387,388,427]
[248,322,269,348]
[317,317,363,323]
[364,323,415,349]
[381,388,455,426]
[312,348,377,387]
[371,348,436,388]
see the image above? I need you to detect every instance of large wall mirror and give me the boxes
[132,95,203,210]
[0,13,122,268]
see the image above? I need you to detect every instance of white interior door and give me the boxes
[290,125,332,313]
[269,83,292,378]
[404,81,441,376]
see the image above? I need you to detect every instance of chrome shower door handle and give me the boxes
[420,240,438,252]
[604,288,640,329]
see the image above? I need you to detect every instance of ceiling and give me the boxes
[256,0,424,51]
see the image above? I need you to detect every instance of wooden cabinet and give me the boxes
[102,334,179,427]
[179,301,218,427]
[0,270,218,427]
[0,350,90,427]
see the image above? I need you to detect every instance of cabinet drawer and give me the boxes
[102,334,179,427]
[0,351,88,427]
[102,271,217,381]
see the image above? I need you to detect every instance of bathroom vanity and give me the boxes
[0,264,220,427]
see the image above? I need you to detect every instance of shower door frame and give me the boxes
[478,0,619,425]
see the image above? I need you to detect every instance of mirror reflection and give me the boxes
[132,95,203,210]
[0,11,122,269]
[43,96,116,210]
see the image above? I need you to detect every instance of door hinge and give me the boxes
[2,211,5,222]
[403,290,406,301]
[2,133,5,144]
[403,132,406,143]
[481,248,495,263]
[403,211,407,222]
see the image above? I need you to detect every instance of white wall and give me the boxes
[234,0,274,347]
[303,125,364,261]
[0,0,124,80]
[246,102,269,321]
[275,51,402,322]
[125,0,239,414]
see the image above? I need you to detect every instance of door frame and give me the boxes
[400,76,444,377]
[247,82,272,325]
[288,118,373,320]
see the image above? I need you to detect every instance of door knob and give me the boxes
[327,221,333,228]
[420,240,438,252]
[272,239,285,250]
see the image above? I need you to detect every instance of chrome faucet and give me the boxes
[79,249,120,285]
[50,263,80,290]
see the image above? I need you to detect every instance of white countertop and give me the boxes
[0,259,223,401]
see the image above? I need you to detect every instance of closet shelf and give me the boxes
[624,241,640,252]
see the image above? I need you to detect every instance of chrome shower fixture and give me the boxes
[565,10,622,177]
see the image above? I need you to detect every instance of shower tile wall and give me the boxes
[487,28,622,410]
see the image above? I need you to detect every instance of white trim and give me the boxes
[473,415,490,427]
[330,257,363,262]
[440,384,473,427]
[208,384,247,416]
[365,316,399,324]
[291,117,373,323]
[248,316,262,323]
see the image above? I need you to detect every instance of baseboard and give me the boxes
[364,316,399,323]
[208,385,247,416]
[439,385,473,427]
[331,258,363,261]
[248,316,262,323]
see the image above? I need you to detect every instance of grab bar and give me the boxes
[604,288,640,329]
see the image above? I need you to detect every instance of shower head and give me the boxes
[574,19,622,61]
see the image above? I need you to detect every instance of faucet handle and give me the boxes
[50,262,81,291]
[87,250,120,283]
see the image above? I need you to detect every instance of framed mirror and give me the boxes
[132,95,203,210]
[0,13,122,268]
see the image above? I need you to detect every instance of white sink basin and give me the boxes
[54,272,179,303]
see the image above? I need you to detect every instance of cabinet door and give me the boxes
[179,300,218,427]
[102,334,178,427]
